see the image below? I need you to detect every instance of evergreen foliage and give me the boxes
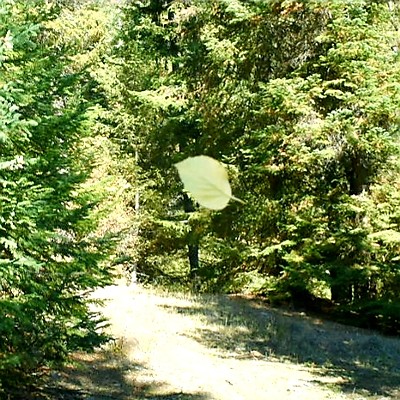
[3,0,400,394]
[0,0,114,393]
[112,0,400,331]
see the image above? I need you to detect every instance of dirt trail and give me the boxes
[50,283,399,400]
[90,284,348,400]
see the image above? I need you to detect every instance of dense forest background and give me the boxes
[1,0,400,395]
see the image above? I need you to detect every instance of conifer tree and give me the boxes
[0,0,113,392]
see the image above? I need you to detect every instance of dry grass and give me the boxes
[44,283,400,400]
[162,292,400,398]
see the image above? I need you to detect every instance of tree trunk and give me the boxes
[330,267,353,304]
[182,194,200,279]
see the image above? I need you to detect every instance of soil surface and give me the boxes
[45,282,400,400]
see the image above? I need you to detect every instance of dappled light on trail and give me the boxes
[47,283,400,400]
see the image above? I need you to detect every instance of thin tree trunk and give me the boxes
[182,193,200,280]
[129,149,140,285]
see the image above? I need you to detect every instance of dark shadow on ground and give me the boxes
[158,294,400,398]
[143,395,210,400]
[32,343,210,400]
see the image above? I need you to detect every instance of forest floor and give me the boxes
[44,281,400,400]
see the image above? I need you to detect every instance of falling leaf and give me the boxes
[175,155,243,210]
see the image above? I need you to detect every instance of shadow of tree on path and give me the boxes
[143,395,210,400]
[159,294,400,399]
[38,344,210,400]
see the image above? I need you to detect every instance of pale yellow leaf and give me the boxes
[175,155,242,210]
